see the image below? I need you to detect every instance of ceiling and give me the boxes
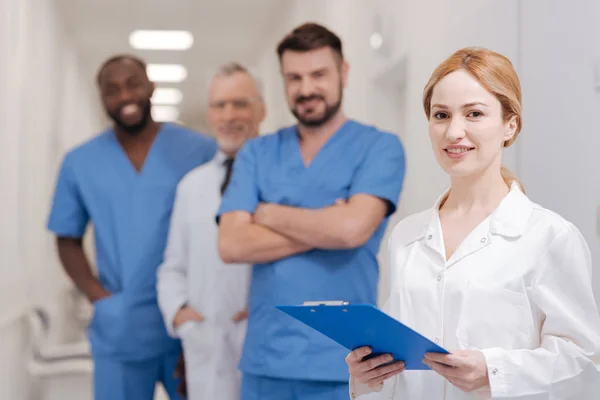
[55,0,291,130]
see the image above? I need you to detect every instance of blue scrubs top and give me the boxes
[217,120,406,381]
[47,123,217,361]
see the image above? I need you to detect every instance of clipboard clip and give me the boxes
[302,300,350,306]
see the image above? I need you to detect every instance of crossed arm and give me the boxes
[218,194,389,264]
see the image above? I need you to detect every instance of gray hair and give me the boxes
[211,62,264,99]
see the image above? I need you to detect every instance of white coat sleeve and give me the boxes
[482,224,600,398]
[157,183,190,338]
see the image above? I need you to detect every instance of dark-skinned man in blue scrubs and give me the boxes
[47,55,216,400]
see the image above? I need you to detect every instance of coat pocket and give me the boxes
[456,281,528,350]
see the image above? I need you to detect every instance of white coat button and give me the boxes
[427,234,433,240]
[434,338,440,344]
[492,368,498,375]
[481,237,487,243]
[437,274,442,282]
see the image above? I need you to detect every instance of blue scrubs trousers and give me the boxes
[93,351,182,400]
[241,374,349,400]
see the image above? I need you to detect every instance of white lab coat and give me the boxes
[157,151,250,400]
[351,183,600,399]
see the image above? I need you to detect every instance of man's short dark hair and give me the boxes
[96,54,148,85]
[276,22,343,62]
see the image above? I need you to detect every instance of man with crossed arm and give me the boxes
[217,23,406,400]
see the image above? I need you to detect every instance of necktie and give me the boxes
[220,158,234,195]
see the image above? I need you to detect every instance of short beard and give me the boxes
[291,82,343,127]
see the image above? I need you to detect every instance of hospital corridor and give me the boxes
[1,0,600,399]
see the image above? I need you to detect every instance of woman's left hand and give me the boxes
[423,350,490,393]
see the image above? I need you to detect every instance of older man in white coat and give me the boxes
[157,62,266,400]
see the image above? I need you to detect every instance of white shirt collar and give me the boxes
[213,150,230,166]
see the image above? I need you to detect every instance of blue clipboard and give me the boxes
[276,302,449,370]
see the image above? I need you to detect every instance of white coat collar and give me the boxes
[410,182,533,244]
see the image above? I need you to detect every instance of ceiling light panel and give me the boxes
[129,30,194,51]
[147,64,187,83]
[152,105,180,122]
[152,88,183,105]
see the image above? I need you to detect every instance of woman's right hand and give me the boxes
[346,346,406,388]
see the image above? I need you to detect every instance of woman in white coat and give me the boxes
[346,47,600,399]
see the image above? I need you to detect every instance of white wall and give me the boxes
[519,0,600,298]
[0,0,102,398]
[321,0,374,125]
[595,0,600,274]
